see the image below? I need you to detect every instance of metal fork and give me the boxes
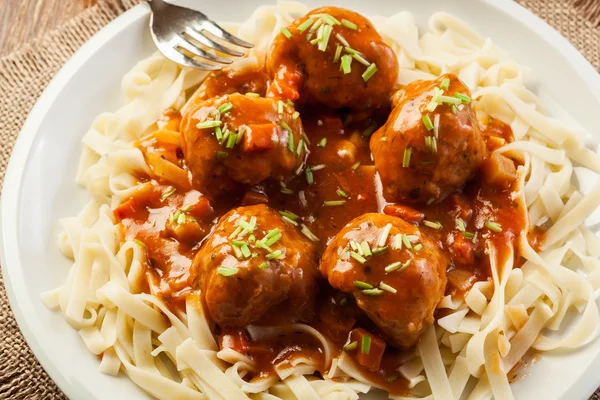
[146,0,253,70]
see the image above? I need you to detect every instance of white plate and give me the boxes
[2,1,600,399]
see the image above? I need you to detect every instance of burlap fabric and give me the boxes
[1,0,599,398]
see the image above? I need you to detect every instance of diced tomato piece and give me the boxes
[113,198,140,220]
[218,328,250,353]
[481,152,518,189]
[348,328,386,372]
[450,233,475,264]
[383,204,425,223]
[183,192,214,221]
[267,65,301,101]
[244,124,277,152]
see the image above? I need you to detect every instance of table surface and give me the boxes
[0,0,97,57]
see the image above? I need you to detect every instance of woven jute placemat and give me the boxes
[1,0,600,399]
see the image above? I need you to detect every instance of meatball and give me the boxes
[193,204,319,327]
[267,6,398,110]
[320,214,448,348]
[181,93,305,199]
[371,74,486,204]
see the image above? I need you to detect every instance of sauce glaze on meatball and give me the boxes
[320,213,448,348]
[193,204,319,327]
[267,6,399,110]
[371,74,486,204]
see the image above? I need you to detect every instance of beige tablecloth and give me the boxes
[1,0,600,398]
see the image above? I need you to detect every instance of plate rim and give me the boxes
[2,1,600,399]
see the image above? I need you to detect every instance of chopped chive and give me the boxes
[349,240,359,251]
[248,234,256,243]
[353,53,371,66]
[300,131,311,145]
[300,224,319,242]
[177,212,186,224]
[280,120,292,133]
[218,102,234,113]
[281,26,293,39]
[343,341,358,351]
[362,121,378,137]
[278,100,285,115]
[378,223,392,247]
[288,131,295,153]
[324,200,347,207]
[422,114,434,131]
[160,186,176,202]
[463,231,474,239]
[341,54,352,74]
[351,161,361,171]
[340,247,349,258]
[356,240,364,256]
[455,92,471,104]
[296,138,304,157]
[362,289,384,296]
[343,46,361,56]
[362,63,378,82]
[341,18,358,30]
[414,244,423,251]
[282,216,298,226]
[241,244,251,258]
[360,241,372,257]
[440,77,450,90]
[265,233,282,247]
[336,189,349,198]
[311,164,326,171]
[228,226,242,240]
[232,244,243,259]
[392,234,402,250]
[236,127,245,144]
[305,167,314,185]
[385,261,405,273]
[180,205,192,213]
[245,92,260,98]
[292,111,300,120]
[317,13,341,26]
[215,126,223,142]
[226,133,237,149]
[340,297,348,306]
[265,228,280,240]
[350,251,367,264]
[310,18,323,33]
[439,95,462,105]
[426,197,436,204]
[279,210,299,221]
[196,120,222,129]
[361,335,371,354]
[333,45,343,63]
[217,267,238,277]
[231,240,248,247]
[432,137,438,153]
[386,375,399,383]
[485,221,502,233]
[281,188,294,195]
[402,234,412,249]
[423,220,443,230]
[402,148,412,168]
[353,280,373,289]
[452,104,458,114]
[456,218,466,232]
[318,24,332,51]
[335,33,350,47]
[426,98,439,112]
[372,246,388,256]
[297,18,314,33]
[255,240,273,253]
[433,113,440,138]
[266,250,284,260]
[133,238,146,248]
[258,262,268,269]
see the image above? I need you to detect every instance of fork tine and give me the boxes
[164,46,222,71]
[185,29,245,57]
[201,20,254,49]
[178,35,233,64]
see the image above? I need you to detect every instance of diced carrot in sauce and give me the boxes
[113,198,140,220]
[481,152,518,189]
[383,204,425,223]
[449,233,475,264]
[348,328,386,372]
[218,328,250,353]
[243,124,277,152]
[241,190,269,206]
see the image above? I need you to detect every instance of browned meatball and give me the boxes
[267,6,398,110]
[181,93,305,199]
[371,74,486,204]
[193,204,319,327]
[320,214,448,349]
